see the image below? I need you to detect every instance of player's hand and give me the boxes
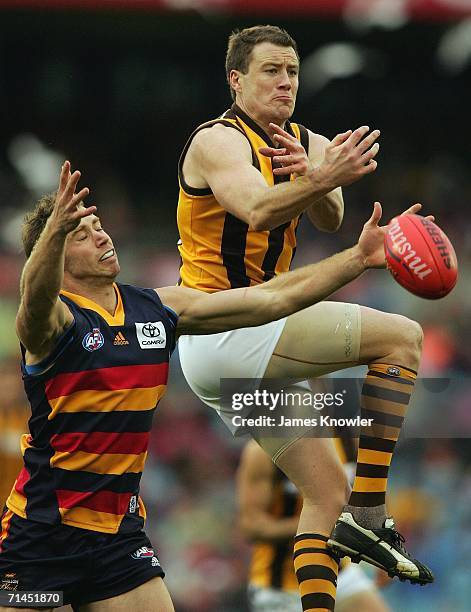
[319,126,380,189]
[357,202,435,269]
[259,123,313,177]
[48,161,94,236]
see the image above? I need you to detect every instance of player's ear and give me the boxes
[229,69,243,95]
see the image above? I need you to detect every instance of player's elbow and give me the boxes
[248,209,275,232]
[318,217,343,233]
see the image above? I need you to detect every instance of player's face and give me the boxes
[236,42,299,125]
[64,212,120,281]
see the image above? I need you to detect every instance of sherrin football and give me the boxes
[384,214,458,299]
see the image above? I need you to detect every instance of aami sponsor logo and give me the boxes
[131,546,155,560]
[387,220,433,280]
[82,328,105,352]
[135,322,166,350]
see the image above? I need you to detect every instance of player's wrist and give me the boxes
[349,245,368,272]
[307,163,336,194]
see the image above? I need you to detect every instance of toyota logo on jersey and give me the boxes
[135,322,166,349]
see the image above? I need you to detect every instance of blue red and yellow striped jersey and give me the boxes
[7,283,176,534]
[177,103,310,292]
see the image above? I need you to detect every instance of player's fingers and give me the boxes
[366,201,382,226]
[58,161,70,194]
[272,165,299,175]
[360,143,380,165]
[362,159,378,175]
[70,187,90,208]
[403,202,422,215]
[76,204,96,219]
[269,123,297,141]
[63,170,82,201]
[425,215,435,222]
[356,129,380,154]
[273,133,302,150]
[272,154,296,165]
[259,146,286,158]
[347,125,370,147]
[330,130,353,146]
[361,142,380,160]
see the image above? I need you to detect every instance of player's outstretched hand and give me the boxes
[259,123,313,177]
[49,161,94,236]
[319,126,380,188]
[358,202,435,269]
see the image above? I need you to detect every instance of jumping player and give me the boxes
[176,24,434,610]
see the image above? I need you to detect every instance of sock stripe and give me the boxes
[362,384,411,404]
[293,547,336,560]
[301,593,335,611]
[296,565,338,584]
[362,395,409,416]
[367,370,415,385]
[355,462,390,478]
[364,426,402,442]
[300,579,337,600]
[348,491,386,506]
[359,435,396,453]
[362,408,405,428]
[352,476,387,493]
[295,533,328,543]
[357,447,392,466]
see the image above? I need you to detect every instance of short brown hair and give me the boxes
[22,192,56,258]
[225,25,299,101]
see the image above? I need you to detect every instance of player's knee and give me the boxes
[373,313,423,367]
[394,315,423,361]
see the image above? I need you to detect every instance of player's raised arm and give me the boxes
[188,123,379,231]
[159,202,398,336]
[17,162,93,358]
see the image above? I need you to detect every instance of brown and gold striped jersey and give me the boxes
[177,104,309,292]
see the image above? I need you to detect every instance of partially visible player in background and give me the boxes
[237,439,391,612]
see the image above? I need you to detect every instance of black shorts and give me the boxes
[0,508,164,609]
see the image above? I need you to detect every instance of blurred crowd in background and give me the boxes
[0,2,470,610]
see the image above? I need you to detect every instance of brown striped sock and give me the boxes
[346,363,417,529]
[293,533,339,611]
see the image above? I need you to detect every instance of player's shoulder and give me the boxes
[192,118,249,152]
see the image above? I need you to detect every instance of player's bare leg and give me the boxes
[263,301,433,597]
[79,577,175,612]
